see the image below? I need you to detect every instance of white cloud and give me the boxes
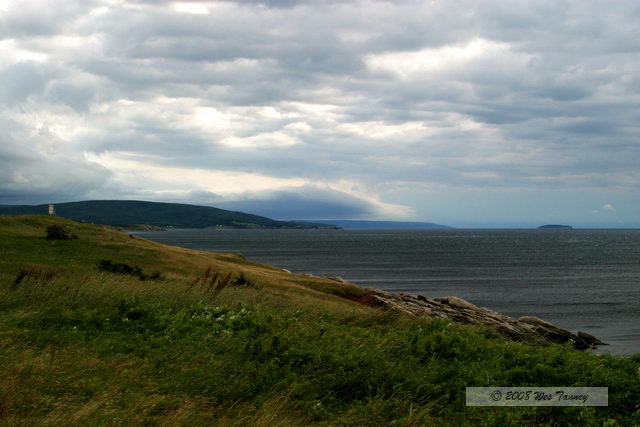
[85,151,309,194]
[219,132,301,148]
[172,2,209,15]
[365,38,529,79]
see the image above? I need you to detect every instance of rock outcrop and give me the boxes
[345,287,607,350]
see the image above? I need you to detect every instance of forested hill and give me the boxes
[0,200,322,229]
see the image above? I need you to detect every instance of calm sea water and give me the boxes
[135,229,640,355]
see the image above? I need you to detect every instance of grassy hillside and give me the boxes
[0,215,638,425]
[0,200,323,229]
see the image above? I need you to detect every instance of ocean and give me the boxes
[134,228,640,355]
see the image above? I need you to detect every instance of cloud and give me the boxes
[0,0,638,226]
[0,62,48,105]
[0,114,111,204]
[212,185,412,220]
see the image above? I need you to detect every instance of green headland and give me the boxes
[0,215,638,425]
[0,200,335,229]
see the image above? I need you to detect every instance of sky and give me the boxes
[0,0,638,228]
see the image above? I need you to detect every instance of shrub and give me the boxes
[232,273,256,288]
[44,225,77,240]
[96,259,164,281]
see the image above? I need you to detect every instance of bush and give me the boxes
[44,225,77,240]
[96,259,164,281]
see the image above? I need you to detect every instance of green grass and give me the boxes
[0,215,639,425]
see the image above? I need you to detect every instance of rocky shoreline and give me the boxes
[335,282,607,350]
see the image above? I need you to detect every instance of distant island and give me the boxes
[0,200,336,229]
[538,224,573,229]
[297,220,452,230]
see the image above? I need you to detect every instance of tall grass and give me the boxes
[2,271,639,425]
[1,216,639,425]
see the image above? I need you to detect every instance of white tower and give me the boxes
[48,204,56,216]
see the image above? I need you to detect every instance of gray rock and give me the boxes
[351,288,606,350]
[577,331,609,347]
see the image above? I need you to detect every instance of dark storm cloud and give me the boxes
[0,116,111,205]
[214,186,385,220]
